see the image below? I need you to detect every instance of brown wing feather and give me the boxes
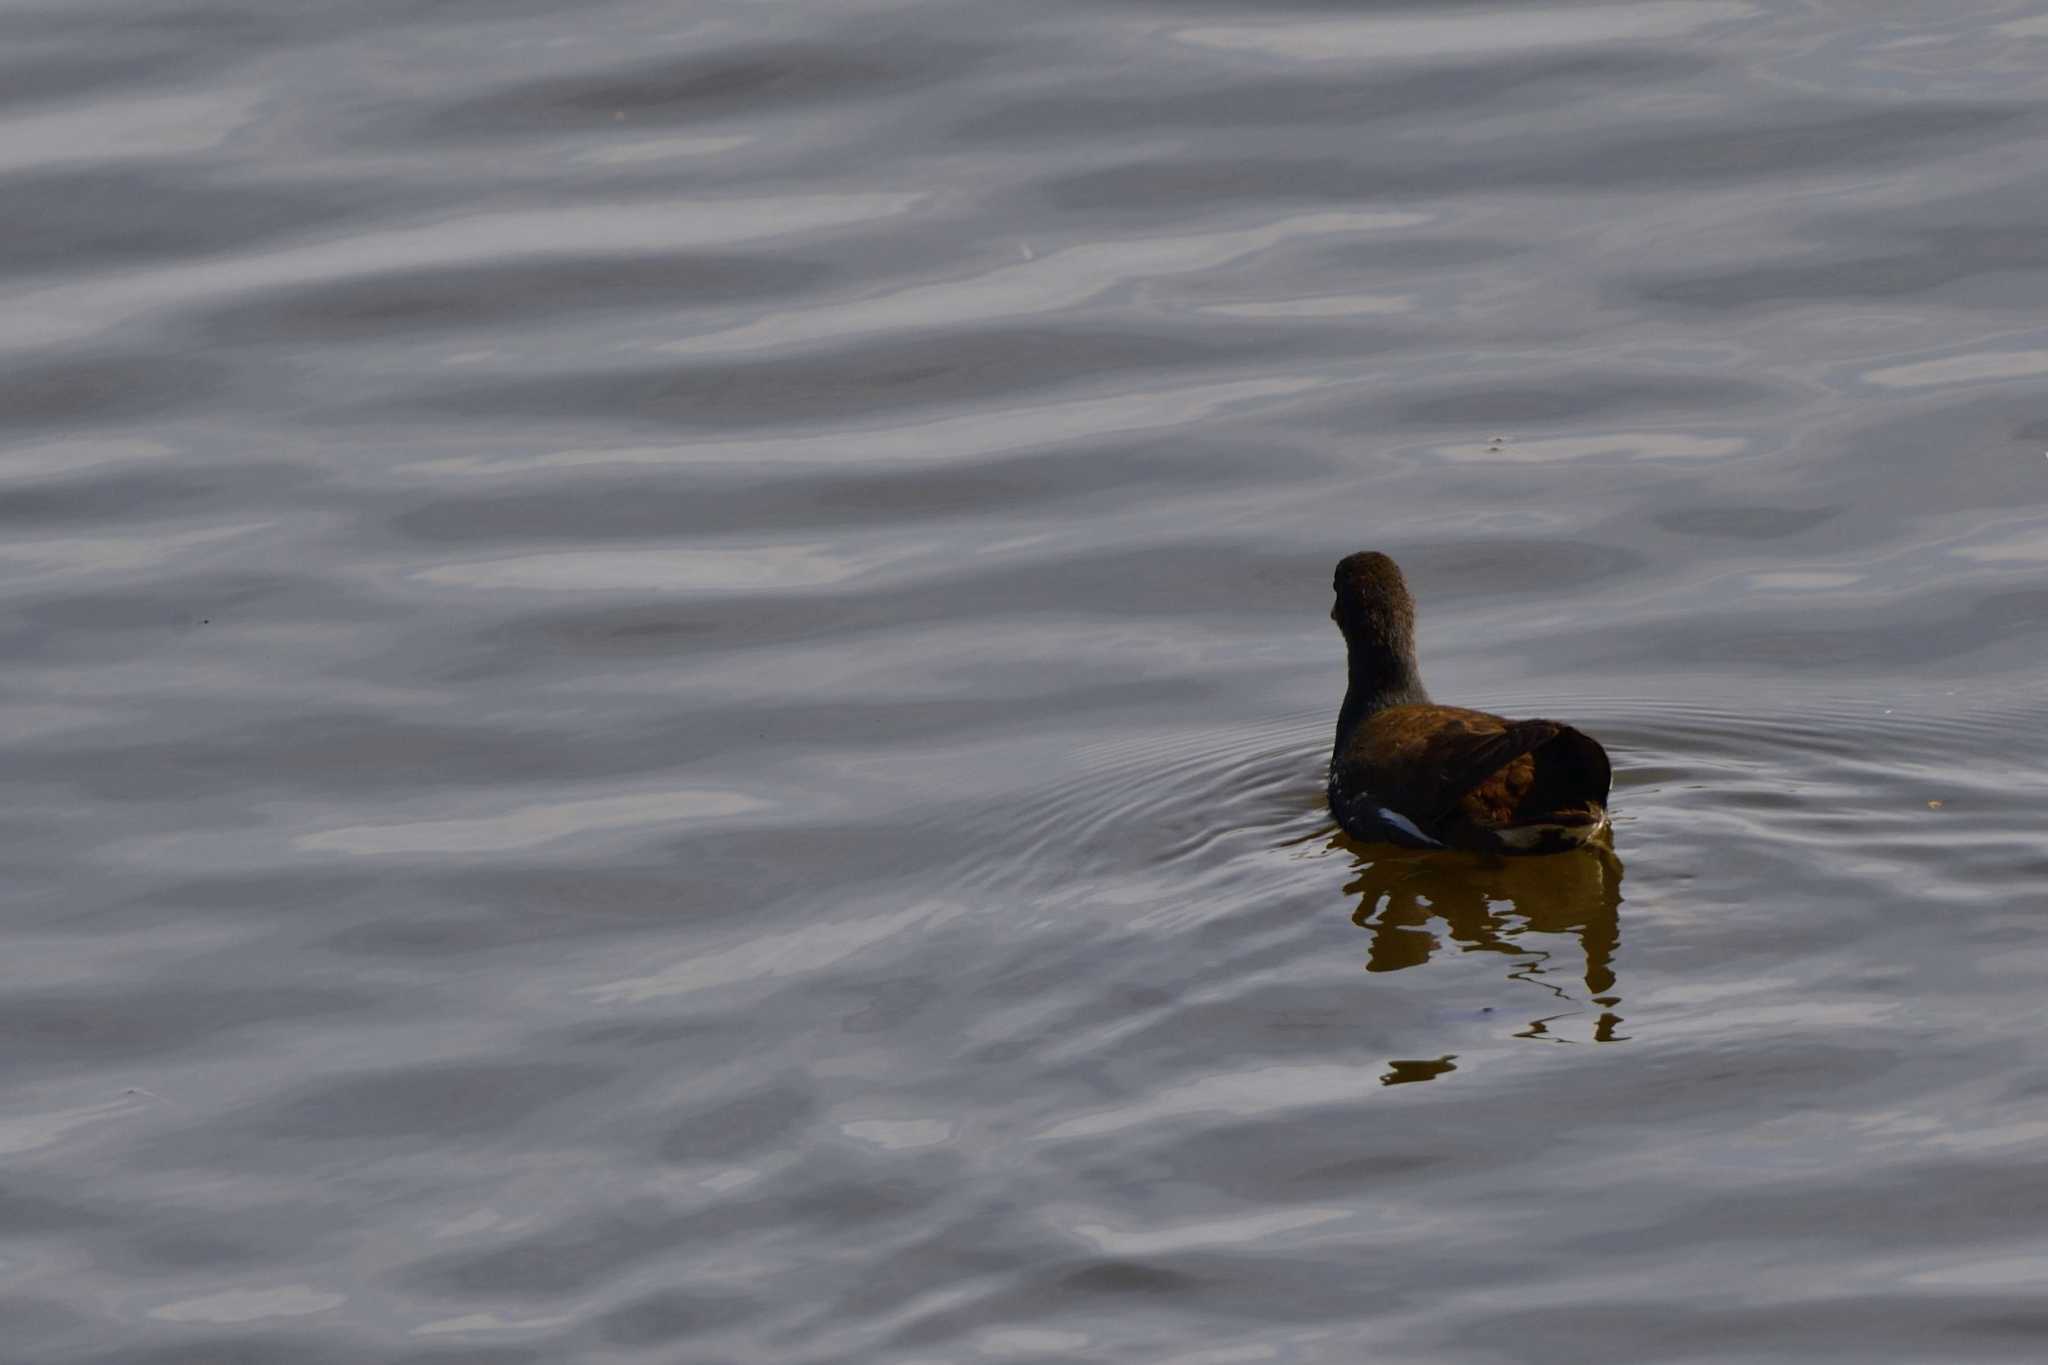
[1401,716,1564,824]
[1339,705,1608,835]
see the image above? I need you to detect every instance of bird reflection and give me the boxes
[1336,834,1627,1059]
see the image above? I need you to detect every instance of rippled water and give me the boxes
[7,0,2048,1359]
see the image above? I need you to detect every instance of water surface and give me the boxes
[5,0,2048,1360]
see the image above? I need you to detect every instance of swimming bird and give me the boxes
[1327,551,1610,854]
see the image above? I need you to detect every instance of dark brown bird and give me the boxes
[1327,551,1610,854]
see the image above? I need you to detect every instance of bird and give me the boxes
[1327,551,1611,855]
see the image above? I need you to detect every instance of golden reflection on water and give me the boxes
[1335,837,1627,1082]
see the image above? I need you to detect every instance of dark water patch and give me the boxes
[382,326,1324,430]
[778,1164,937,1230]
[954,727,1322,892]
[1830,393,2048,516]
[1542,583,2048,674]
[1098,976,1437,1072]
[257,819,990,947]
[0,168,365,278]
[0,1299,90,1355]
[1629,224,2048,310]
[314,866,771,959]
[195,253,832,345]
[1567,1157,2048,1257]
[407,37,987,143]
[0,0,283,43]
[254,1060,611,1141]
[0,351,225,431]
[0,465,300,527]
[0,0,606,46]
[643,819,978,912]
[0,1180,110,1234]
[834,973,950,1036]
[657,1078,816,1163]
[955,50,1710,140]
[1566,1038,1912,1126]
[1557,102,2034,188]
[17,713,642,801]
[386,439,1317,544]
[1036,1075,1487,1200]
[1056,1259,1204,1296]
[1310,235,1524,273]
[321,909,601,959]
[595,1288,754,1346]
[119,1226,288,1275]
[1392,371,1778,428]
[1391,538,1645,594]
[827,1206,1071,1316]
[0,576,379,674]
[886,1250,1423,1349]
[393,1151,953,1316]
[388,863,779,926]
[1653,504,1842,541]
[137,869,380,921]
[0,983,374,1073]
[354,0,643,33]
[402,1203,694,1298]
[484,682,1245,779]
[85,1335,360,1365]
[1075,0,1519,9]
[0,48,219,111]
[392,1350,550,1365]
[553,1014,738,1052]
[1431,1296,2048,1365]
[1039,104,2030,215]
[1041,155,1382,215]
[456,542,1339,670]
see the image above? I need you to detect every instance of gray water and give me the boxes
[6,1,2048,1360]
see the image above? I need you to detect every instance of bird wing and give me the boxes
[1406,717,1567,825]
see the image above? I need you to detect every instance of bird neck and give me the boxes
[1334,642,1427,759]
